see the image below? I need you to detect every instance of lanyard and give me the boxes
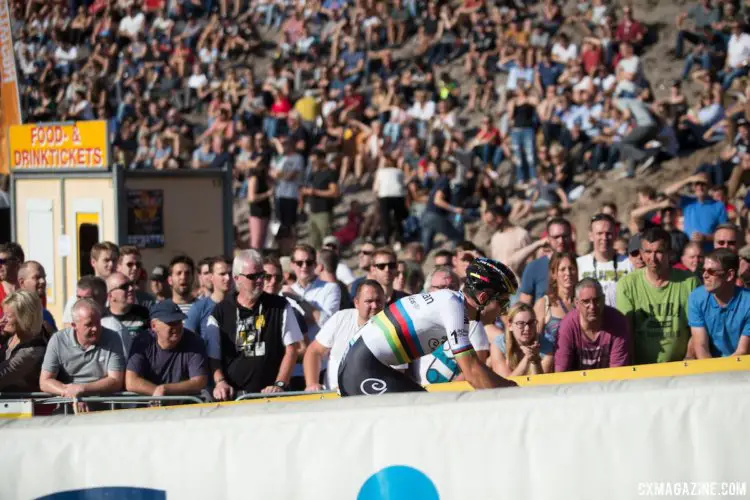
[592,255,619,282]
[237,302,263,344]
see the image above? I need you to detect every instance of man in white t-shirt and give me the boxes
[551,33,578,64]
[118,6,146,41]
[302,279,385,390]
[577,213,634,307]
[721,22,750,90]
[414,267,490,385]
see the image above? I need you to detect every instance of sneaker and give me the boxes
[636,156,657,174]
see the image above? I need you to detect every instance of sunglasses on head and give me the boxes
[374,262,398,271]
[239,271,265,281]
[294,259,315,268]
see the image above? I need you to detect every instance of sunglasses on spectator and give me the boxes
[114,281,135,292]
[264,273,283,282]
[702,268,726,277]
[374,262,398,271]
[239,271,265,281]
[715,240,737,246]
[360,250,373,256]
[125,261,142,268]
[294,259,315,268]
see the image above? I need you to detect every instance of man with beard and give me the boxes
[206,250,304,400]
[168,255,196,320]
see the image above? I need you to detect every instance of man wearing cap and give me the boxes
[627,234,645,269]
[125,301,208,397]
[688,249,750,359]
[149,265,171,303]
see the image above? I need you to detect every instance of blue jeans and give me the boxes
[510,127,537,183]
[720,66,750,90]
[681,51,712,80]
[473,144,504,167]
[384,122,400,143]
[421,210,464,255]
[675,30,705,58]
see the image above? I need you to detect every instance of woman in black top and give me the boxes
[247,161,274,250]
[507,85,540,187]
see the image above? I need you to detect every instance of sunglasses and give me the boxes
[702,268,726,277]
[374,262,398,271]
[715,240,737,246]
[0,258,16,265]
[264,273,283,282]
[239,271,265,281]
[294,259,315,268]
[359,250,373,256]
[114,281,135,292]
[125,261,142,268]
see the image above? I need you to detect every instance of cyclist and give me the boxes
[338,258,519,396]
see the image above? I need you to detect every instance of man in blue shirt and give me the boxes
[663,172,727,251]
[519,218,574,304]
[185,256,233,347]
[688,249,750,358]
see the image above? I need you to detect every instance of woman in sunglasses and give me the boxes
[337,258,519,396]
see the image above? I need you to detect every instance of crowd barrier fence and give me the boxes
[0,392,205,417]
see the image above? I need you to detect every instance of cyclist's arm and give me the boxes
[456,353,518,389]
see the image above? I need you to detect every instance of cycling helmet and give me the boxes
[464,257,518,313]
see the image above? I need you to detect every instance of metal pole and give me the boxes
[59,178,67,304]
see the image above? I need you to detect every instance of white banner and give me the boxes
[1,372,750,499]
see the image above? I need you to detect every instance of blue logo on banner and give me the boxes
[37,487,166,500]
[357,466,439,500]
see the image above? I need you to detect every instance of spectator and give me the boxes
[315,248,354,311]
[416,267,491,384]
[491,303,545,377]
[534,252,578,372]
[627,234,646,270]
[676,242,705,275]
[149,265,171,303]
[303,279,386,391]
[270,137,305,237]
[616,227,699,364]
[421,160,464,255]
[0,243,21,306]
[739,246,750,287]
[519,218,575,304]
[373,156,408,249]
[348,241,376,295]
[366,248,408,306]
[452,242,482,287]
[103,272,150,357]
[321,236,357,287]
[62,242,119,326]
[206,250,304,399]
[674,0,721,59]
[490,206,533,275]
[688,249,750,358]
[17,261,56,333]
[578,213,634,307]
[186,257,233,344]
[663,173,728,250]
[302,151,339,251]
[0,291,47,392]
[246,154,273,250]
[40,299,125,411]
[168,255,197,318]
[116,246,155,308]
[554,278,632,372]
[125,301,208,397]
[713,223,741,253]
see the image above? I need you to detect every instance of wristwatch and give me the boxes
[274,381,288,391]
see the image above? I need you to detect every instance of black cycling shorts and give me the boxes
[338,337,426,397]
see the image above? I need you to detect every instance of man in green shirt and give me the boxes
[616,227,699,364]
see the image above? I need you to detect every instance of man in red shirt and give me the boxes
[615,6,646,52]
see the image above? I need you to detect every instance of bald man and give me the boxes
[103,272,150,357]
[17,261,57,332]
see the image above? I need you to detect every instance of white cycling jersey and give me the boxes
[358,289,473,366]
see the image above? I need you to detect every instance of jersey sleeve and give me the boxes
[443,295,473,358]
[469,321,490,352]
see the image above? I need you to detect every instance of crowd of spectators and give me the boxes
[4,0,750,409]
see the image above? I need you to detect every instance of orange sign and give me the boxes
[0,0,22,175]
[9,121,109,169]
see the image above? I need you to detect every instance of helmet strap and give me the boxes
[467,289,489,322]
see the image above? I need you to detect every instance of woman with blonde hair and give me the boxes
[0,290,47,391]
[534,252,578,372]
[490,303,543,377]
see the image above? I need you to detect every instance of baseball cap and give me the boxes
[150,265,167,281]
[150,300,186,324]
[322,235,340,249]
[628,234,641,255]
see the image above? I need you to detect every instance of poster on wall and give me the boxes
[126,190,165,248]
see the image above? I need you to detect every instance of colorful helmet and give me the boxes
[464,258,518,309]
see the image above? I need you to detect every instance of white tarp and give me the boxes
[2,372,750,499]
